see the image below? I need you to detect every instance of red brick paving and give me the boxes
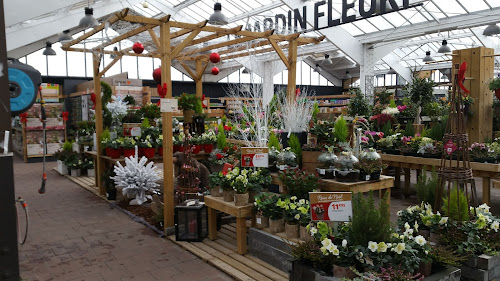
[13,157,233,281]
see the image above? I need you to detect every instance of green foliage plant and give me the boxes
[63,140,72,152]
[139,104,161,120]
[268,132,280,151]
[442,186,470,221]
[279,169,318,200]
[348,88,371,117]
[429,117,447,141]
[311,101,320,123]
[288,133,302,164]
[123,95,136,106]
[403,121,415,137]
[178,93,203,113]
[349,191,391,246]
[333,115,348,143]
[100,128,111,148]
[488,77,500,91]
[415,166,439,208]
[381,121,392,138]
[216,124,227,150]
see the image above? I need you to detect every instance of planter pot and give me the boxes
[223,190,235,202]
[381,149,400,155]
[234,193,249,206]
[203,144,214,154]
[87,169,95,177]
[211,186,223,197]
[335,170,360,183]
[430,232,441,245]
[359,170,370,181]
[183,109,195,123]
[285,223,300,238]
[370,171,381,180]
[403,152,419,157]
[280,132,307,148]
[142,147,156,159]
[300,225,312,242]
[123,148,135,158]
[474,157,496,163]
[255,214,269,229]
[418,261,433,277]
[158,147,163,157]
[317,168,335,179]
[191,145,202,154]
[269,218,285,233]
[57,160,68,175]
[106,188,117,200]
[70,169,81,177]
[138,147,144,157]
[248,191,257,204]
[106,147,121,159]
[333,265,357,279]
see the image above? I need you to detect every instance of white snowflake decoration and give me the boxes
[107,96,128,118]
[111,147,160,205]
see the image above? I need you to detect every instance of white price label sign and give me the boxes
[130,127,141,137]
[160,98,179,113]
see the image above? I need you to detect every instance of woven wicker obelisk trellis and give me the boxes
[434,63,477,219]
[176,125,201,205]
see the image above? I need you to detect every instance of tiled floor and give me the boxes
[13,157,233,281]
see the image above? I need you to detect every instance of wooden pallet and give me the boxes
[169,222,289,281]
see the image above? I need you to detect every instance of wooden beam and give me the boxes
[268,38,290,69]
[61,9,126,50]
[221,41,309,61]
[196,59,208,80]
[218,39,269,55]
[287,39,298,101]
[98,55,122,77]
[171,28,204,58]
[122,14,164,25]
[195,58,203,99]
[148,29,161,50]
[92,52,104,195]
[65,47,160,58]
[190,25,243,46]
[160,21,175,229]
[179,61,197,80]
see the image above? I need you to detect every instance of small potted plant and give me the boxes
[232,169,251,206]
[178,93,203,123]
[122,137,137,158]
[138,103,161,123]
[173,133,185,153]
[222,168,236,202]
[54,140,72,175]
[138,136,155,159]
[316,146,337,179]
[268,195,285,233]
[201,131,216,154]
[156,134,164,157]
[279,169,318,200]
[254,193,273,229]
[103,138,122,159]
[376,133,401,154]
[65,153,81,177]
[279,196,307,239]
[335,151,360,182]
[489,76,500,100]
[189,134,202,154]
[469,142,492,163]
[83,158,95,177]
[208,172,224,197]
[248,168,271,200]
[298,202,311,241]
[276,147,298,171]
[357,148,386,181]
[268,147,280,172]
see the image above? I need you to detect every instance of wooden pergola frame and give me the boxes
[61,8,324,230]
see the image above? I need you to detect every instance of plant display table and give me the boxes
[271,173,393,207]
[205,195,254,255]
[380,154,500,204]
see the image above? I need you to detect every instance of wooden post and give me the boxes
[92,52,104,195]
[160,22,175,229]
[452,47,494,143]
[286,39,298,101]
[195,58,203,99]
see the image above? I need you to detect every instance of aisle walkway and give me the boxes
[13,158,232,281]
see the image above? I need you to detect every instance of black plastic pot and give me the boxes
[359,171,370,181]
[335,170,360,182]
[370,171,381,180]
[106,188,117,200]
[280,132,307,148]
[381,149,400,155]
[316,168,335,179]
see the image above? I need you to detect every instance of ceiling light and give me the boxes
[483,24,500,36]
[110,46,119,59]
[345,71,352,79]
[58,30,73,42]
[242,67,250,74]
[438,40,451,53]
[313,64,321,72]
[142,1,149,8]
[79,7,99,28]
[43,42,56,56]
[322,54,333,65]
[423,51,434,62]
[387,68,397,74]
[208,2,228,25]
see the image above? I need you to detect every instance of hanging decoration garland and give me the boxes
[132,42,144,54]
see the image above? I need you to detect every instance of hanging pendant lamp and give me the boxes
[322,54,333,65]
[438,40,451,53]
[58,30,73,42]
[242,67,251,74]
[43,42,56,56]
[208,2,228,25]
[79,7,99,28]
[423,51,434,62]
[313,64,321,72]
[110,46,119,59]
[483,24,500,36]
[387,68,397,74]
[345,71,352,79]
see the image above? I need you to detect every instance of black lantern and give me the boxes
[175,199,208,242]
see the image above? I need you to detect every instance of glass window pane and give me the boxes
[138,57,153,80]
[67,51,85,77]
[122,56,138,79]
[103,55,121,77]
[302,64,310,85]
[47,43,67,76]
[311,71,320,86]
[27,48,47,76]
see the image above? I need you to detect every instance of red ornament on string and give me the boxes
[153,67,161,84]
[132,42,144,54]
[209,52,220,63]
[211,66,219,75]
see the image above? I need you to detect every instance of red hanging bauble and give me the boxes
[211,67,219,75]
[153,67,161,84]
[209,52,220,63]
[132,42,144,54]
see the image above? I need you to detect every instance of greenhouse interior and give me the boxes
[3,0,500,280]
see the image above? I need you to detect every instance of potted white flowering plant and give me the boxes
[231,168,251,206]
[278,196,307,239]
[201,130,216,153]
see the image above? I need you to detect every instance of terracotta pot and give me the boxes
[418,261,432,277]
[223,190,235,202]
[333,265,357,279]
[158,147,163,157]
[123,148,135,158]
[234,193,249,206]
[300,225,312,242]
[285,223,299,238]
[211,186,223,197]
[256,214,269,229]
[142,147,156,159]
[269,218,285,233]
[183,109,195,123]
[203,144,214,154]
[105,147,121,159]
[191,145,202,154]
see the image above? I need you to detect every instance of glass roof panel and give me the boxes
[399,8,428,24]
[340,23,364,36]
[486,0,500,8]
[457,0,489,12]
[381,12,408,27]
[366,15,395,31]
[433,0,467,16]
[352,20,378,33]
[420,2,446,19]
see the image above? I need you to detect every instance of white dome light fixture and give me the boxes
[322,54,333,65]
[43,42,56,56]
[208,2,228,25]
[423,51,434,62]
[345,71,352,79]
[438,40,451,53]
[313,64,321,72]
[483,24,500,36]
[79,7,99,28]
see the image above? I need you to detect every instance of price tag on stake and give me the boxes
[160,98,179,113]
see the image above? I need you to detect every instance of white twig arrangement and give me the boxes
[279,88,315,136]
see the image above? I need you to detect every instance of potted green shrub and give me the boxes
[65,153,81,177]
[55,140,73,175]
[347,88,370,117]
[178,93,203,123]
[209,172,224,197]
[405,76,437,125]
[489,76,500,100]
[83,158,95,177]
[122,137,137,158]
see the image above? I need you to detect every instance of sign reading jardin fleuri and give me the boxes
[310,192,353,222]
[246,0,411,33]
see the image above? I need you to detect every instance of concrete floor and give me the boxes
[11,157,500,280]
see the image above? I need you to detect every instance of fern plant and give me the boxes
[288,134,302,164]
[442,186,470,221]
[333,115,348,143]
[216,124,227,150]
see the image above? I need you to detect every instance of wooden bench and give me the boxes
[204,195,254,255]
